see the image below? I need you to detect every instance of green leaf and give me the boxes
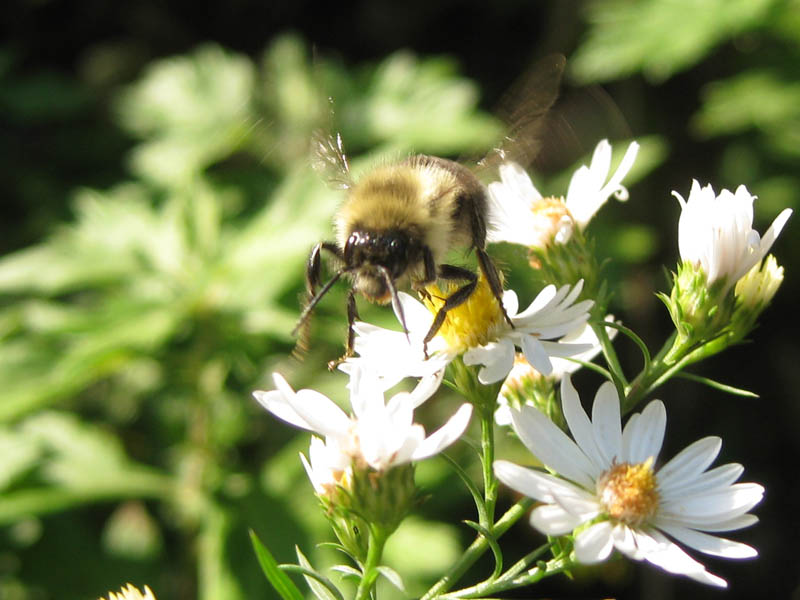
[693,70,800,148]
[295,545,344,600]
[675,371,759,398]
[571,0,775,83]
[463,520,502,579]
[376,566,405,592]
[0,413,172,524]
[249,530,305,600]
[330,565,362,581]
[0,428,42,490]
[116,44,256,185]
[358,52,502,154]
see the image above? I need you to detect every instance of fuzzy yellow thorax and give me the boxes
[596,458,659,526]
[421,275,506,353]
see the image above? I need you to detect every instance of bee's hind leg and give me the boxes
[476,247,513,328]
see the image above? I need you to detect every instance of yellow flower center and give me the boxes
[421,274,505,353]
[596,458,659,526]
[532,196,573,240]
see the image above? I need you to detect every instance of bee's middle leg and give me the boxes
[411,246,437,303]
[422,264,478,356]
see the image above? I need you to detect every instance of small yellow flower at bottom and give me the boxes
[100,583,156,600]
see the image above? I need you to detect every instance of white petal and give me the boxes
[290,389,353,438]
[574,521,615,564]
[412,404,473,460]
[509,405,597,489]
[406,368,445,409]
[501,289,519,317]
[397,291,434,330]
[560,375,606,474]
[515,285,557,320]
[551,489,603,520]
[757,207,792,261]
[591,381,623,464]
[637,529,727,588]
[611,523,639,558]
[656,523,758,559]
[520,335,553,376]
[537,340,595,358]
[530,503,583,535]
[494,460,593,504]
[386,424,426,467]
[659,463,743,500]
[464,339,516,384]
[656,513,759,533]
[657,436,722,491]
[659,482,764,524]
[622,400,666,464]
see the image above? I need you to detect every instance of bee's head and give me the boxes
[344,229,420,303]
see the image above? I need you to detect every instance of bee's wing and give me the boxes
[477,54,566,173]
[310,129,352,190]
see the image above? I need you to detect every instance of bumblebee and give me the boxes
[293,55,566,363]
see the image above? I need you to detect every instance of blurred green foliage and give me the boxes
[0,34,498,600]
[1,0,799,597]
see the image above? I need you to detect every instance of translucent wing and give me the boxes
[478,54,566,173]
[310,129,352,190]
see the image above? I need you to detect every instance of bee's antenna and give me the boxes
[292,269,350,338]
[377,266,411,345]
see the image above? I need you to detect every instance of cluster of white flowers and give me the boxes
[254,366,471,492]
[254,139,785,591]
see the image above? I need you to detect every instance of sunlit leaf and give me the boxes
[694,70,800,136]
[571,0,775,83]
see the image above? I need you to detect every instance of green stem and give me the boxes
[496,541,553,582]
[480,408,497,525]
[623,331,693,414]
[592,320,626,394]
[355,525,387,600]
[442,556,574,598]
[420,498,533,600]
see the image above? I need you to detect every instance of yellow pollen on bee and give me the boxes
[596,457,659,526]
[421,275,506,353]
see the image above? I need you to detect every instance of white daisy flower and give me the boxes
[347,277,594,387]
[253,365,472,476]
[495,315,617,426]
[674,180,791,291]
[100,584,156,600]
[494,375,763,588]
[487,139,639,247]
